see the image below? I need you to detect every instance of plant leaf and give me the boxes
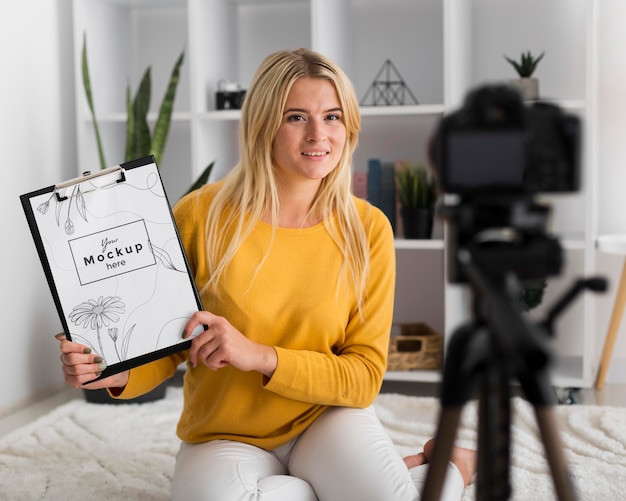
[184,161,214,195]
[130,67,152,160]
[81,34,107,170]
[121,323,136,360]
[151,243,181,272]
[124,82,135,162]
[151,50,185,166]
[76,187,88,222]
[55,195,63,226]
[396,164,437,209]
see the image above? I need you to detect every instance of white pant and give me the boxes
[171,405,464,501]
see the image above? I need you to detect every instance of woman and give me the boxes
[57,48,474,500]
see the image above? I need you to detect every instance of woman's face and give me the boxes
[271,77,347,188]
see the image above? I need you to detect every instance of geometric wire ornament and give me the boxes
[360,59,419,106]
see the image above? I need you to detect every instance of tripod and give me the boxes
[420,247,606,501]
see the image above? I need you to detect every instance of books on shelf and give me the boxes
[352,170,368,199]
[364,158,396,232]
[354,157,445,240]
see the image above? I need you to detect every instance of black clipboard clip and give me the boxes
[54,165,127,202]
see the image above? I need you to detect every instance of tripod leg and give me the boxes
[421,324,484,501]
[520,371,578,501]
[420,407,464,501]
[534,406,577,501]
[477,366,511,501]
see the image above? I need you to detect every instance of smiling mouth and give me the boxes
[302,152,328,157]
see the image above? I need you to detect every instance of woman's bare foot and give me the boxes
[403,451,427,469]
[403,438,477,486]
[423,438,477,486]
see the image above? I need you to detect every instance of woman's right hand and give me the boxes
[55,333,129,391]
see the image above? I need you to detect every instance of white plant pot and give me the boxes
[509,77,539,101]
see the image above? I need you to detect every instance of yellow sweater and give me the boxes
[117,182,396,450]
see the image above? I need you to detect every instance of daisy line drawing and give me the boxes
[69,296,126,359]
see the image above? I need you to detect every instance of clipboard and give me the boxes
[20,156,204,382]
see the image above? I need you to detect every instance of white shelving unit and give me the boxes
[71,0,599,388]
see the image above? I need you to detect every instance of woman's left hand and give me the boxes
[183,311,278,378]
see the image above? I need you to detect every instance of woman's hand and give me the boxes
[55,333,129,390]
[183,311,278,378]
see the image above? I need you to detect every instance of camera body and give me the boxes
[216,89,246,110]
[433,85,581,196]
[430,85,582,284]
[215,80,246,110]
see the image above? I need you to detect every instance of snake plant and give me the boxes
[81,34,107,171]
[82,34,213,195]
[124,51,184,166]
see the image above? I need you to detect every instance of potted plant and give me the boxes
[503,50,545,101]
[395,163,438,239]
[82,34,214,195]
[519,278,548,312]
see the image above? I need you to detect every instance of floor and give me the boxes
[1,379,625,440]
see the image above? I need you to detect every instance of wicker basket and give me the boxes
[387,323,443,371]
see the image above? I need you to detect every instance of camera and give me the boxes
[215,80,246,110]
[430,85,582,284]
[432,84,581,196]
[422,85,603,501]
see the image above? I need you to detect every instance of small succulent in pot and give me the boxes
[395,163,438,239]
[503,50,545,100]
[503,50,545,78]
[395,163,438,210]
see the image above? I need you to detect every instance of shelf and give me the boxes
[359,105,445,117]
[200,104,445,122]
[93,0,186,7]
[82,111,192,123]
[384,355,586,388]
[394,239,444,250]
[550,355,586,388]
[384,370,441,383]
[73,0,599,388]
[200,110,243,122]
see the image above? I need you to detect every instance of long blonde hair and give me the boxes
[202,48,370,312]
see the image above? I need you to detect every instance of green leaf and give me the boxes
[124,83,134,162]
[81,33,107,170]
[184,161,215,196]
[129,67,152,161]
[520,278,547,311]
[504,50,545,78]
[151,50,185,166]
[395,164,437,209]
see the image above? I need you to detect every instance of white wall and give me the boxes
[0,1,76,414]
[594,0,626,383]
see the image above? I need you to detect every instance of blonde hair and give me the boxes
[202,48,370,312]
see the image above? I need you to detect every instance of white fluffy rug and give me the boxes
[1,386,625,500]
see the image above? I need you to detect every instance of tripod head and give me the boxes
[439,195,563,286]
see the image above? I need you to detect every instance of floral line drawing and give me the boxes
[151,243,185,273]
[69,295,126,361]
[108,323,136,362]
[36,193,54,215]
[37,185,88,236]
